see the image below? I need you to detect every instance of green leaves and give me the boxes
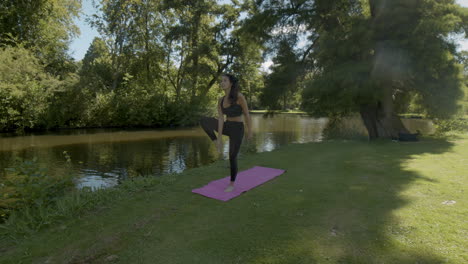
[0,158,75,223]
[261,40,302,110]
[0,45,61,132]
[309,1,466,118]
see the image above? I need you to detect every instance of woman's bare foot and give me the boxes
[224,182,235,192]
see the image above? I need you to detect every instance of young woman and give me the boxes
[200,73,253,192]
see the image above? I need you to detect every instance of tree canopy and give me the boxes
[243,0,468,138]
[0,0,467,137]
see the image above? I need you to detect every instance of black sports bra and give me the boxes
[221,97,243,117]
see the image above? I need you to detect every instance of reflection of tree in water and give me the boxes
[162,137,214,174]
[253,114,327,152]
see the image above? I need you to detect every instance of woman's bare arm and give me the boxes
[217,97,224,137]
[239,94,252,139]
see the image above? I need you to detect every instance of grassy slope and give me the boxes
[0,134,467,264]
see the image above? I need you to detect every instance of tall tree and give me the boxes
[90,0,141,90]
[160,0,242,103]
[244,0,468,139]
[0,0,81,75]
[230,31,265,110]
[261,39,302,110]
[80,37,113,92]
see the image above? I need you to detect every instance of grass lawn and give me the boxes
[0,134,467,263]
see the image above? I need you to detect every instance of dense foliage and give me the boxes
[244,0,468,138]
[0,0,467,137]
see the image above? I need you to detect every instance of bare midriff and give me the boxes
[226,116,243,122]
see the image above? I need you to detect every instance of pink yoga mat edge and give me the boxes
[192,166,286,201]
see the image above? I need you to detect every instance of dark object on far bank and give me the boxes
[263,111,276,118]
[395,130,421,142]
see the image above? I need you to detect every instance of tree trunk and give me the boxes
[359,103,379,140]
[378,82,410,138]
[190,4,201,104]
[360,99,409,140]
[248,81,252,109]
[199,56,232,98]
[145,1,151,83]
[366,2,410,140]
[376,84,397,138]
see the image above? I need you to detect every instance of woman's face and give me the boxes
[220,75,232,90]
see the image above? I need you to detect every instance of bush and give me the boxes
[0,171,176,241]
[45,74,84,129]
[0,45,62,132]
[433,118,468,134]
[0,158,75,223]
[81,90,116,127]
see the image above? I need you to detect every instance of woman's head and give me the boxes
[221,73,239,104]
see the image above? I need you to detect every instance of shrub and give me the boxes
[0,45,61,132]
[433,118,468,134]
[0,158,74,222]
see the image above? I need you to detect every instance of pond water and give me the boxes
[0,114,433,190]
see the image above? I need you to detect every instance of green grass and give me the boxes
[1,134,467,263]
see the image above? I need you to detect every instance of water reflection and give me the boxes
[0,114,433,190]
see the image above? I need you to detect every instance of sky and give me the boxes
[69,0,468,70]
[69,0,100,60]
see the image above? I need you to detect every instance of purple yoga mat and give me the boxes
[192,166,286,201]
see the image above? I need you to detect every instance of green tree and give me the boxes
[312,0,466,139]
[239,0,315,111]
[0,0,81,76]
[160,0,241,103]
[0,45,61,132]
[456,50,468,114]
[260,40,303,110]
[80,37,114,92]
[230,35,265,110]
[245,0,468,139]
[90,0,141,90]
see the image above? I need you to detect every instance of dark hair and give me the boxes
[223,73,240,105]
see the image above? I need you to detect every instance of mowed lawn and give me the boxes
[1,134,467,264]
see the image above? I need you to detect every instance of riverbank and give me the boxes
[0,111,303,135]
[1,134,467,263]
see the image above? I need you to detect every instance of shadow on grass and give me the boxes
[227,137,455,263]
[0,137,459,264]
[154,137,454,264]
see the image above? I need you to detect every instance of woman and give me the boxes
[200,73,253,192]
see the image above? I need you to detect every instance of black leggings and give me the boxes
[200,116,244,182]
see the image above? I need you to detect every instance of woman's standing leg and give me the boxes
[201,118,245,192]
[225,122,244,191]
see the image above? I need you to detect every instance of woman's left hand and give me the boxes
[247,131,253,140]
